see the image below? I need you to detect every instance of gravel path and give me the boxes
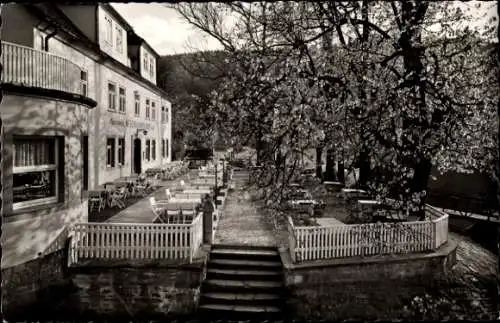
[214,173,277,246]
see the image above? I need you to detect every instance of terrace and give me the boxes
[278,181,450,263]
[68,161,230,266]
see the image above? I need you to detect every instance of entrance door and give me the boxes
[82,135,88,190]
[133,138,142,174]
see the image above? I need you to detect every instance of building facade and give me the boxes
[1,3,172,308]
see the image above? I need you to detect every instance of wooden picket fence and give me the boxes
[288,205,449,263]
[68,212,203,265]
[427,205,449,249]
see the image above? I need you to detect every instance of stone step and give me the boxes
[211,244,278,252]
[207,258,282,270]
[198,303,283,321]
[207,268,282,281]
[199,303,282,313]
[202,279,284,293]
[210,248,280,261]
[200,291,282,307]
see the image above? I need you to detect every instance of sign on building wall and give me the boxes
[109,118,154,130]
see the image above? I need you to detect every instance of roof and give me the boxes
[128,31,160,58]
[24,3,171,102]
[102,3,160,58]
[26,3,96,45]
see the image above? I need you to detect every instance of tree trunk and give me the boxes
[357,147,371,189]
[410,157,433,220]
[256,125,264,166]
[324,149,337,181]
[496,0,500,289]
[315,147,323,180]
[256,137,262,166]
[337,161,345,184]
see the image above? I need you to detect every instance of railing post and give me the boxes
[287,216,296,263]
[432,217,438,250]
[189,221,194,264]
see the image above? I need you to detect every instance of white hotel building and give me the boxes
[1,3,172,282]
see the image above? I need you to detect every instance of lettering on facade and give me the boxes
[109,118,153,130]
[126,120,152,130]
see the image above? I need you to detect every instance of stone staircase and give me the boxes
[198,245,287,321]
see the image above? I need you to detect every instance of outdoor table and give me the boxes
[356,199,383,215]
[342,188,368,201]
[104,181,129,189]
[342,188,367,194]
[324,181,345,193]
[358,199,381,206]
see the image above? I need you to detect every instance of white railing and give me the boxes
[69,213,204,266]
[288,205,449,263]
[2,41,82,95]
[427,205,449,249]
[190,212,204,261]
[287,216,297,263]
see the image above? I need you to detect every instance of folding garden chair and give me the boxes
[88,190,105,213]
[150,197,169,222]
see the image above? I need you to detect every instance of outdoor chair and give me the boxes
[150,197,169,222]
[165,188,172,201]
[133,180,148,197]
[108,186,126,209]
[180,207,196,223]
[151,173,160,187]
[163,209,181,223]
[88,190,105,213]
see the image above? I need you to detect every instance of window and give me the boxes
[108,83,116,110]
[105,16,113,44]
[117,138,125,166]
[145,139,150,161]
[134,92,140,116]
[13,136,61,210]
[81,71,88,97]
[145,99,150,119]
[152,140,156,160]
[162,139,166,158]
[143,53,148,73]
[115,25,123,53]
[149,57,154,78]
[119,87,126,113]
[161,107,165,123]
[165,107,169,123]
[106,138,115,167]
[166,139,169,157]
[151,102,156,121]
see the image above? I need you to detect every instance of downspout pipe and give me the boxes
[44,29,58,51]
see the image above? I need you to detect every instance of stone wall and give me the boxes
[2,248,72,319]
[69,263,204,319]
[282,242,457,320]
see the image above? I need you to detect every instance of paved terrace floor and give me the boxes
[214,171,277,246]
[104,170,197,223]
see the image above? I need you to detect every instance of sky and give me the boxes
[111,3,224,55]
[112,2,498,56]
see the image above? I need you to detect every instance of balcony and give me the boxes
[2,41,81,95]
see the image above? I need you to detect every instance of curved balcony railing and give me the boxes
[1,41,81,95]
